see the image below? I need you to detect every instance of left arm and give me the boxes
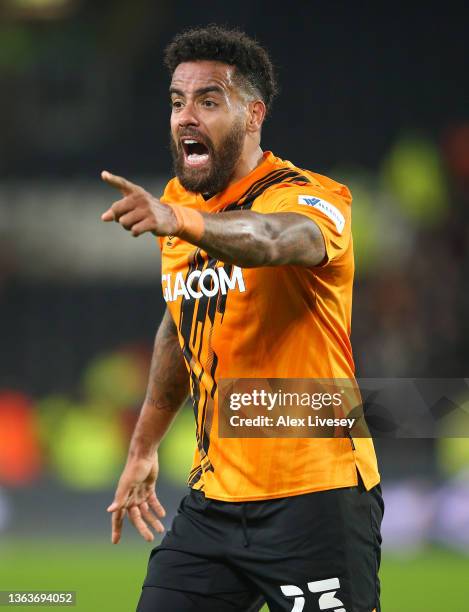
[100,171,326,268]
[194,210,325,267]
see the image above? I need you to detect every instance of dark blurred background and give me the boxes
[0,1,468,610]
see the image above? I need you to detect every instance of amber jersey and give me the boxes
[158,151,380,501]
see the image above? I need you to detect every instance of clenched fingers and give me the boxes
[128,218,158,237]
[118,209,148,231]
[101,195,140,223]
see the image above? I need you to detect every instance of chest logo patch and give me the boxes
[162,265,246,302]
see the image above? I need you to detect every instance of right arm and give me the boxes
[129,307,189,461]
[107,308,189,543]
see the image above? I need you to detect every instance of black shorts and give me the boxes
[137,479,384,612]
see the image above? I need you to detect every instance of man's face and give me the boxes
[169,61,248,194]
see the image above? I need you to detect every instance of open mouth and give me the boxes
[181,138,210,167]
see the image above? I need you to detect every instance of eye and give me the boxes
[171,100,183,110]
[202,99,217,108]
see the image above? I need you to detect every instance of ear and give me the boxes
[246,100,266,133]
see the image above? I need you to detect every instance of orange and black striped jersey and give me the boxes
[159,151,380,501]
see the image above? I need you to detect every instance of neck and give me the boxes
[228,145,264,186]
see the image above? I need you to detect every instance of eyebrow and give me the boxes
[169,85,225,97]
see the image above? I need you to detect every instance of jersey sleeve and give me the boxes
[259,185,352,265]
[157,184,171,251]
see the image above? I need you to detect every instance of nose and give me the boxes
[177,101,200,128]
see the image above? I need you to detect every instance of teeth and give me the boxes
[183,139,198,144]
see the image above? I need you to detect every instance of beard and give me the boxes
[170,119,245,195]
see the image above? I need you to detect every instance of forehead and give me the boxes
[170,60,237,94]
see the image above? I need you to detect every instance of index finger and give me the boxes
[111,508,126,544]
[101,171,142,196]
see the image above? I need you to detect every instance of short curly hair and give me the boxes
[164,25,278,114]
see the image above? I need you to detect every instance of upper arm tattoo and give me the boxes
[197,210,326,268]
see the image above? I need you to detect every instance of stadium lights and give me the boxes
[2,0,81,20]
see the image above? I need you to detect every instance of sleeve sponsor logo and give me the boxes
[298,196,345,234]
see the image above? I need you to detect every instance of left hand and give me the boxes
[107,454,165,544]
[101,171,178,237]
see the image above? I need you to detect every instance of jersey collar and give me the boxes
[196,151,278,212]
